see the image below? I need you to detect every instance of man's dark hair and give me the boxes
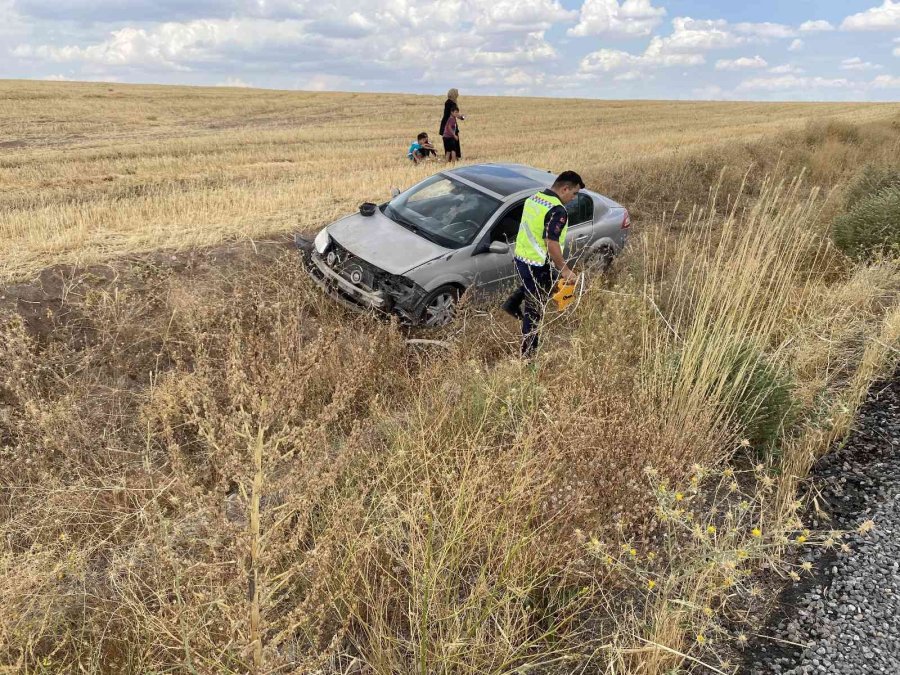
[450,104,460,112]
[417,132,429,141]
[553,170,585,190]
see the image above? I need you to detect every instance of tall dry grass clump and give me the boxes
[1,112,899,673]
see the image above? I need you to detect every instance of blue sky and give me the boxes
[1,0,898,100]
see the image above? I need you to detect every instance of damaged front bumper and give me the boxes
[294,233,428,323]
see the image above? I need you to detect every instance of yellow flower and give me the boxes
[647,579,656,590]
[703,606,713,617]
[604,555,613,565]
[801,561,813,572]
[736,633,748,646]
[751,527,762,538]
[629,548,637,557]
[675,492,684,502]
[707,525,717,535]
[723,468,734,478]
[789,571,800,582]
[696,633,706,645]
[823,537,835,549]
[58,532,68,543]
[729,481,739,492]
[647,551,656,560]
[795,535,807,544]
[722,576,735,588]
[737,549,749,560]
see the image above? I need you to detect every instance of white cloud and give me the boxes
[788,38,804,52]
[840,57,883,71]
[12,0,577,95]
[799,20,835,32]
[894,37,900,56]
[217,77,252,87]
[568,0,666,38]
[715,55,767,70]
[656,17,743,53]
[841,0,900,31]
[733,22,797,39]
[872,74,900,87]
[579,16,756,76]
[470,31,557,65]
[768,64,805,74]
[737,74,851,92]
[475,0,576,33]
[300,74,352,92]
[692,84,737,100]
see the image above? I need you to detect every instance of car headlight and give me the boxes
[314,228,330,254]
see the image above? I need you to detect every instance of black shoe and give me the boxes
[501,293,524,320]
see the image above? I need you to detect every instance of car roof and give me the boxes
[443,163,624,210]
[446,163,554,197]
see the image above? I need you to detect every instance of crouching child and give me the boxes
[408,132,436,164]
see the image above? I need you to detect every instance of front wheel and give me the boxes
[420,285,460,327]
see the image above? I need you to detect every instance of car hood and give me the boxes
[326,210,450,275]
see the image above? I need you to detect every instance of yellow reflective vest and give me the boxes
[514,191,567,265]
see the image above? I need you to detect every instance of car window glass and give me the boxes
[387,174,500,249]
[407,179,454,203]
[566,193,594,225]
[491,202,524,244]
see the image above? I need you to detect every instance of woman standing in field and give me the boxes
[439,88,464,160]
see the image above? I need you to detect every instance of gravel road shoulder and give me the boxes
[747,370,900,675]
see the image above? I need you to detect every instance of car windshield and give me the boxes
[383,174,501,249]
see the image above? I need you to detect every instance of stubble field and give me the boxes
[1,80,899,674]
[1,79,896,282]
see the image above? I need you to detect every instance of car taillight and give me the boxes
[621,210,631,230]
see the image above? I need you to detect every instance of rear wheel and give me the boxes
[420,285,460,327]
[585,244,615,274]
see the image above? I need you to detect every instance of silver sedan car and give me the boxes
[295,163,631,326]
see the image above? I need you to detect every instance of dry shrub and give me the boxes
[2,122,899,674]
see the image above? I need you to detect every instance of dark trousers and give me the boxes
[511,259,554,357]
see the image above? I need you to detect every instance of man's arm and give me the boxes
[547,241,576,282]
[544,206,577,282]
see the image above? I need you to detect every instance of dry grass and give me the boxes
[2,80,898,283]
[1,82,899,673]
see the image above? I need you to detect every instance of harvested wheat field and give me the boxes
[1,80,900,674]
[1,79,897,282]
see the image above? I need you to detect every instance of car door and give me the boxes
[473,200,524,294]
[564,192,595,263]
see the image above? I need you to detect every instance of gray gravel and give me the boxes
[747,371,900,675]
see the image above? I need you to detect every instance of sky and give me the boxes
[1,0,898,100]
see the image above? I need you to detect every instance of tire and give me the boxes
[586,244,615,274]
[420,285,460,327]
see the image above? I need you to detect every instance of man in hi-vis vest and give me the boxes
[502,170,584,358]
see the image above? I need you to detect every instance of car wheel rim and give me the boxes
[424,293,456,326]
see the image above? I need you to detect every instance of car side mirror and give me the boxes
[390,186,401,198]
[488,241,510,255]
